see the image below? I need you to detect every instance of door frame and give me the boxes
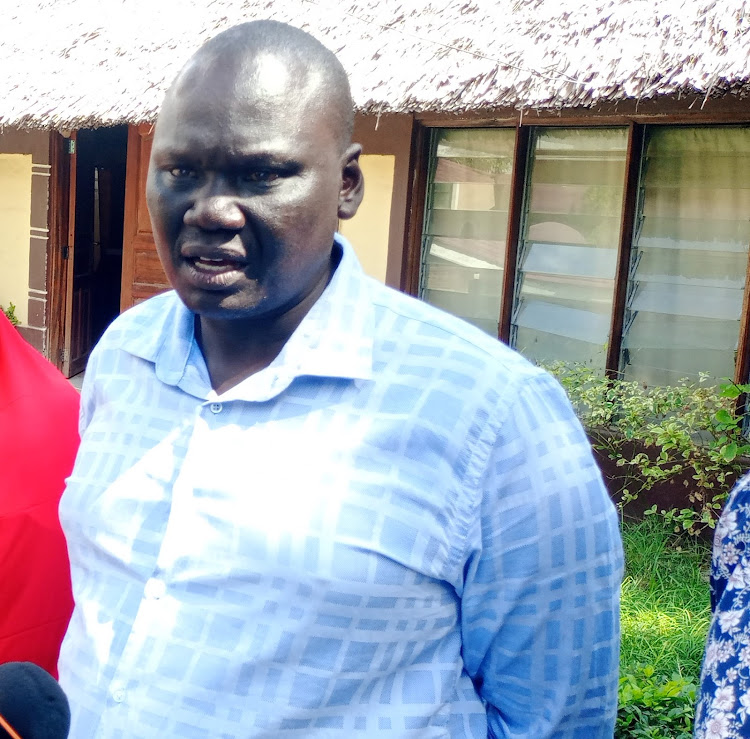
[46,131,77,375]
[61,131,78,377]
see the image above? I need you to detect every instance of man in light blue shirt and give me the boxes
[59,20,623,738]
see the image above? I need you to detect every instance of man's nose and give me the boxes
[184,181,245,231]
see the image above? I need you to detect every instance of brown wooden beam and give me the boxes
[414,94,750,128]
[416,112,750,129]
[120,125,145,311]
[400,123,431,296]
[60,131,78,378]
[45,133,71,372]
[498,126,530,343]
[606,123,645,378]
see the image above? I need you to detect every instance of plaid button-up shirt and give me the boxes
[59,235,622,738]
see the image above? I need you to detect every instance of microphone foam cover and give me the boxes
[0,662,70,739]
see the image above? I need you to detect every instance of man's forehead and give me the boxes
[154,40,348,154]
[154,63,339,156]
[172,47,321,104]
[248,52,323,98]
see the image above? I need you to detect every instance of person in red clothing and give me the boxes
[0,312,79,677]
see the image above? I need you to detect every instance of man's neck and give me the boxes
[196,318,289,395]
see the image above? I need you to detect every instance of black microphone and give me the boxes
[0,662,70,739]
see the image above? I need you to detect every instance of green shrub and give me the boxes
[1,302,19,325]
[546,362,750,535]
[616,665,696,739]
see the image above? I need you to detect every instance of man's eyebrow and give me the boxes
[151,146,197,162]
[229,151,301,166]
[153,147,301,166]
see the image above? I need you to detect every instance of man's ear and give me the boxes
[338,143,364,220]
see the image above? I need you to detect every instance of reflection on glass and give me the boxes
[511,127,628,371]
[420,129,516,336]
[621,127,750,386]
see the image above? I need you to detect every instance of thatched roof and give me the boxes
[2,0,749,129]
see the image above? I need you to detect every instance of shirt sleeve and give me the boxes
[459,370,623,738]
[77,339,102,437]
[694,473,750,737]
[708,474,750,610]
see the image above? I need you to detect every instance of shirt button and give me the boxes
[112,688,126,703]
[144,578,166,600]
[210,402,222,414]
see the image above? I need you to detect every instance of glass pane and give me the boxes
[420,129,516,336]
[621,126,750,386]
[511,127,628,371]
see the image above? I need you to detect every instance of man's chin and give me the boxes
[177,287,270,322]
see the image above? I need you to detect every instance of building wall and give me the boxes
[350,114,415,288]
[339,154,395,282]
[0,129,51,353]
[0,154,33,324]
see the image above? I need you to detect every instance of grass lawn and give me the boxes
[620,516,712,677]
[617,515,712,737]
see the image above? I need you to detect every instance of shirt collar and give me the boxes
[119,234,374,398]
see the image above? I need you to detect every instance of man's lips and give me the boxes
[190,256,245,274]
[180,245,249,273]
[178,246,250,288]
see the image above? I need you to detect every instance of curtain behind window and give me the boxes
[620,126,750,386]
[420,129,515,336]
[511,128,628,370]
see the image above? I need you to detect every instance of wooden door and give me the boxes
[64,132,101,378]
[120,124,170,310]
[61,133,77,377]
[66,222,94,378]
[47,134,73,372]
[66,133,130,376]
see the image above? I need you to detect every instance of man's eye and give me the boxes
[241,171,280,184]
[168,167,196,179]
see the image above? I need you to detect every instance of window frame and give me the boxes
[408,118,750,387]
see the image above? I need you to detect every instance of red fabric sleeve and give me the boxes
[0,313,79,678]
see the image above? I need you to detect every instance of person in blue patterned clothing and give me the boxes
[695,472,750,738]
[58,20,623,738]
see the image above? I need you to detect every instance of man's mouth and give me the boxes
[181,250,249,289]
[190,256,246,274]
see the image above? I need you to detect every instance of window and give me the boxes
[420,129,516,335]
[416,123,750,387]
[511,128,628,370]
[621,127,750,385]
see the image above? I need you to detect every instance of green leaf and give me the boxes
[715,408,734,424]
[720,383,742,399]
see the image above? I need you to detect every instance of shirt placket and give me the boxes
[98,404,208,735]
